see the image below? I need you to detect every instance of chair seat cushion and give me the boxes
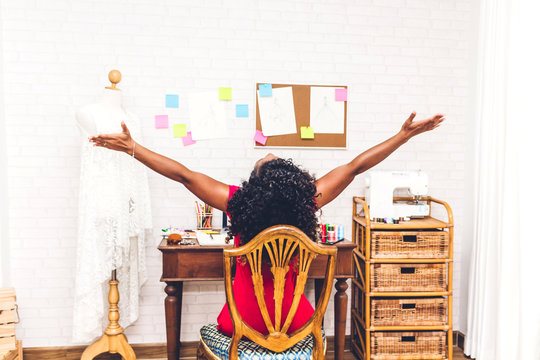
[200,324,326,360]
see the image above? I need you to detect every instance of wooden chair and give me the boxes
[198,225,337,360]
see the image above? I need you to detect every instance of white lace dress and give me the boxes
[73,105,152,343]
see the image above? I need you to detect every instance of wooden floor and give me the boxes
[139,346,469,360]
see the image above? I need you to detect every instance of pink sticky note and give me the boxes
[182,131,196,146]
[155,115,169,129]
[335,88,347,101]
[254,130,268,145]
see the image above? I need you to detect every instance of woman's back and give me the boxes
[217,184,316,335]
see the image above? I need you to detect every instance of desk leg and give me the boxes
[314,279,324,327]
[165,281,183,360]
[314,279,323,305]
[334,279,348,360]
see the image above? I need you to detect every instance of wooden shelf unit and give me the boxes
[350,196,454,360]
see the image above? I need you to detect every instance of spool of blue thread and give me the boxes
[338,225,344,240]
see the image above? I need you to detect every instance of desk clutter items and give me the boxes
[350,196,453,360]
[196,202,213,229]
[195,230,229,246]
[0,288,22,360]
[162,227,196,246]
[320,223,345,244]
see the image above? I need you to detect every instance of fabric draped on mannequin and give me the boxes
[73,107,152,343]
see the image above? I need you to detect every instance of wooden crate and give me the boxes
[371,298,447,326]
[371,331,447,360]
[0,289,20,360]
[371,263,447,292]
[371,231,449,259]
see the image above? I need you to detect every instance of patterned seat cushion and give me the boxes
[200,324,326,360]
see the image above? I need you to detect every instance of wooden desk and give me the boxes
[159,239,355,360]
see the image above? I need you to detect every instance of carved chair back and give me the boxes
[223,225,337,359]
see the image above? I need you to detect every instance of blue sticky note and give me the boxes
[236,104,249,118]
[259,83,272,97]
[166,94,179,108]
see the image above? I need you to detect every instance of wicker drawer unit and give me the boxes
[351,196,454,360]
[371,297,448,326]
[371,230,449,259]
[371,331,447,360]
[371,263,447,292]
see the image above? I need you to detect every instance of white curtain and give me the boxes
[465,0,540,359]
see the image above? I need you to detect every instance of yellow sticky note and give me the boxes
[173,124,187,138]
[219,87,232,100]
[300,126,315,139]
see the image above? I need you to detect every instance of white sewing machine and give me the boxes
[365,170,430,220]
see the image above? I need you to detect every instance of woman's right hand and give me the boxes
[89,121,135,154]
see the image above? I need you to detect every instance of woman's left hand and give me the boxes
[400,112,445,140]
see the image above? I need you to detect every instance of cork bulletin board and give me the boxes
[255,83,348,148]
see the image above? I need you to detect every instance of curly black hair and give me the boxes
[227,158,320,246]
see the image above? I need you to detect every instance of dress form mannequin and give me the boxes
[74,70,152,360]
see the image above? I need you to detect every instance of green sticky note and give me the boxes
[300,126,315,139]
[219,87,232,100]
[173,124,187,138]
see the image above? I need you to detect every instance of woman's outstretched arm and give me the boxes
[89,122,230,211]
[314,112,445,208]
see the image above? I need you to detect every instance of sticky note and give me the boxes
[335,88,347,101]
[300,126,315,139]
[219,87,232,100]
[166,94,179,108]
[182,131,196,146]
[254,130,268,145]
[155,115,169,129]
[173,124,187,138]
[236,104,249,118]
[259,83,272,97]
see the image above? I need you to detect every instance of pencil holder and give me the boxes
[197,212,213,230]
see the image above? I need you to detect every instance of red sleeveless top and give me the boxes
[216,185,315,336]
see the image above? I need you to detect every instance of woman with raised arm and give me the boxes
[89,111,444,335]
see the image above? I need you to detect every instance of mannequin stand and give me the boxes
[81,270,136,360]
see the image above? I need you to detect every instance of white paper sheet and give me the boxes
[189,91,228,140]
[257,86,297,136]
[309,87,345,134]
[195,231,229,246]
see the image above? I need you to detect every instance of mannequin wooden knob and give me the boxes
[105,70,121,90]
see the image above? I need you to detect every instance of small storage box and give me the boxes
[371,231,449,259]
[371,331,447,360]
[0,288,20,360]
[371,263,447,292]
[371,297,448,326]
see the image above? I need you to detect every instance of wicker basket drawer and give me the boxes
[371,297,448,326]
[371,231,449,259]
[371,331,447,360]
[371,263,447,292]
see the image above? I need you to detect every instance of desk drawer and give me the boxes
[370,263,447,292]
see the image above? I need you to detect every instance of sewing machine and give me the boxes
[364,170,429,221]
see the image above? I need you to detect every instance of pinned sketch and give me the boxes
[309,87,345,134]
[188,91,227,140]
[257,86,297,136]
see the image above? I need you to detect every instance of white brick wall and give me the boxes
[2,0,475,346]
